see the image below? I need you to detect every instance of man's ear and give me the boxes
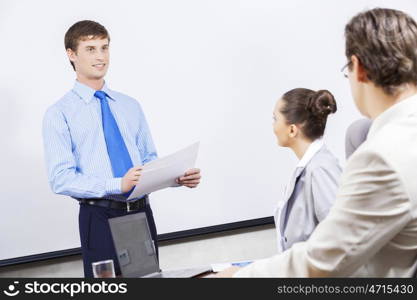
[66,48,76,63]
[289,124,298,138]
[351,55,368,83]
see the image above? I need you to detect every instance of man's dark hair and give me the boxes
[281,88,337,141]
[64,20,110,71]
[345,8,417,95]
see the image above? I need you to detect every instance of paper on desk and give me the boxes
[127,142,199,200]
[210,260,253,272]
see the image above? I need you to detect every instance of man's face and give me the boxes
[347,55,369,117]
[273,99,293,147]
[67,37,110,80]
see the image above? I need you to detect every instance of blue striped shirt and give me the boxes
[42,80,158,202]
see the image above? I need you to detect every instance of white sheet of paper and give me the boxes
[127,142,200,200]
[210,260,253,272]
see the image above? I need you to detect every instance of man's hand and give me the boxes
[176,168,201,188]
[121,166,143,193]
[214,266,241,278]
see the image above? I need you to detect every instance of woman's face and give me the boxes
[273,99,292,147]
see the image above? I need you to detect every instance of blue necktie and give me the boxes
[95,91,133,179]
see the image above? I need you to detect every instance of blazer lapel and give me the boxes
[278,166,305,235]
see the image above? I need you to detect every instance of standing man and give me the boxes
[42,20,201,278]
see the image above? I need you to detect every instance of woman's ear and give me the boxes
[351,55,368,83]
[289,124,298,138]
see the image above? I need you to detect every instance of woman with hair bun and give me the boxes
[272,88,341,253]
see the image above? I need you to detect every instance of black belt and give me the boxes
[78,196,148,212]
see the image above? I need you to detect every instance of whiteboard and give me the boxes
[1,0,415,261]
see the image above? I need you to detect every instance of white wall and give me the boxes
[1,0,416,261]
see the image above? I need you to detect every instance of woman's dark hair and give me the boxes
[280,88,337,140]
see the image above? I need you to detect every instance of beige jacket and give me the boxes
[235,94,417,277]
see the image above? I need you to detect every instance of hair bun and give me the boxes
[308,90,337,117]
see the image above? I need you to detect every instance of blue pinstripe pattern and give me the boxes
[42,80,158,202]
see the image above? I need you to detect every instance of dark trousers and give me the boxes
[78,202,159,278]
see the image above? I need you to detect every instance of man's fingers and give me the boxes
[184,184,198,188]
[181,180,200,187]
[177,168,201,187]
[180,174,201,181]
[184,168,200,176]
[126,166,142,177]
[180,180,200,185]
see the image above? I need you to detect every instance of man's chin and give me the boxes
[89,73,107,81]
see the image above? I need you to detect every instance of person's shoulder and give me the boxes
[107,89,141,105]
[346,118,372,137]
[345,119,417,179]
[44,90,77,117]
[355,119,417,174]
[366,118,417,158]
[307,147,341,175]
[106,88,146,115]
[344,126,416,203]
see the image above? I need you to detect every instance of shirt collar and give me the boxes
[367,93,417,139]
[72,80,116,103]
[296,138,324,168]
[102,84,117,101]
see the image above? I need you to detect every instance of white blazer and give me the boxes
[274,140,342,253]
[235,94,417,277]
